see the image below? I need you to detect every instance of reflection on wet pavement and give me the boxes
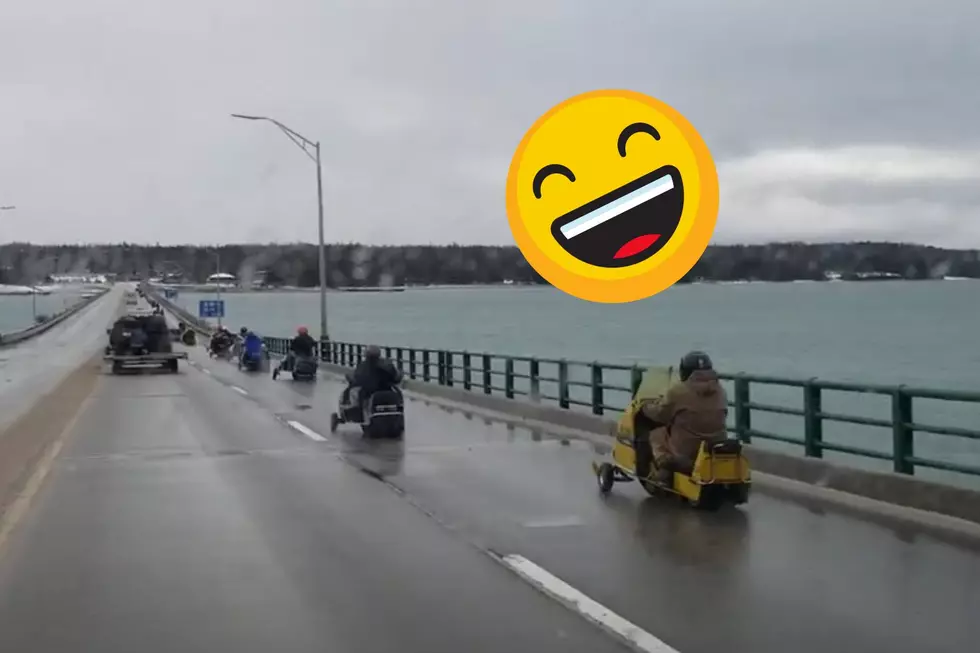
[182,346,980,653]
[333,429,406,479]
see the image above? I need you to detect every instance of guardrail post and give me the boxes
[463,353,472,390]
[892,387,914,475]
[385,346,392,361]
[803,379,823,458]
[437,351,446,384]
[529,358,540,401]
[733,375,751,443]
[591,363,603,416]
[396,347,404,371]
[422,350,431,382]
[356,344,364,365]
[482,354,492,394]
[558,360,569,409]
[445,351,454,387]
[505,358,514,398]
[409,349,417,379]
[319,337,328,362]
[630,366,643,395]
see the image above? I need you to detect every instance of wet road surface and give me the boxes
[0,285,122,433]
[178,345,980,653]
[0,348,633,653]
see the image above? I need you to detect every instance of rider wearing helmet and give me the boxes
[209,325,234,357]
[640,351,729,485]
[342,344,402,410]
[273,326,317,379]
[238,326,264,368]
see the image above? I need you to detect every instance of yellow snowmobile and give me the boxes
[592,366,751,510]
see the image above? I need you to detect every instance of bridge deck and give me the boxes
[0,285,122,433]
[0,327,977,653]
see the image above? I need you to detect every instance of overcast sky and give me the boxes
[1,1,978,247]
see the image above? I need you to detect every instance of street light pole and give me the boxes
[0,206,33,319]
[314,141,327,342]
[231,114,329,344]
[215,248,223,329]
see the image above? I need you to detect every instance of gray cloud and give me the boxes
[1,0,978,246]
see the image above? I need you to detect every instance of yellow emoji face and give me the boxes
[505,90,719,303]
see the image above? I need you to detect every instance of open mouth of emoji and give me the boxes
[550,165,683,269]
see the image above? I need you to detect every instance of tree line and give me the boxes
[1,241,978,287]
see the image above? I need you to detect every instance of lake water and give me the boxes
[171,281,980,488]
[174,281,980,387]
[0,288,92,335]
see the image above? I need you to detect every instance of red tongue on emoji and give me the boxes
[614,234,660,259]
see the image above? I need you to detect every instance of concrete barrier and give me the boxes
[0,289,111,347]
[145,286,980,528]
[146,287,213,336]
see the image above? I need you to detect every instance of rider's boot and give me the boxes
[653,456,674,487]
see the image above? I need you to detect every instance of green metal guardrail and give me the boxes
[261,336,980,480]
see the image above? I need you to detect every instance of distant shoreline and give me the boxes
[147,277,977,295]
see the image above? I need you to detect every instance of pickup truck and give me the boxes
[104,311,188,374]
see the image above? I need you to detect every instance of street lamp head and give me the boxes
[0,206,15,211]
[231,113,267,121]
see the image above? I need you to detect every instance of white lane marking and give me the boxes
[231,385,248,396]
[287,420,327,442]
[499,554,680,653]
[522,516,584,528]
[201,368,212,375]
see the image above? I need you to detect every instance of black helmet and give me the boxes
[679,350,713,381]
[240,326,248,336]
[365,344,381,360]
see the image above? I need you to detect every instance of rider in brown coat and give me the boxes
[641,351,729,484]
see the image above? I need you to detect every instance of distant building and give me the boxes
[250,270,268,288]
[49,273,110,284]
[206,272,238,288]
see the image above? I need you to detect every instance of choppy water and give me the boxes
[171,281,980,488]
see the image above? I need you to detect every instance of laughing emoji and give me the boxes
[505,89,719,303]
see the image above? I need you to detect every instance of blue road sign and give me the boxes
[198,299,225,318]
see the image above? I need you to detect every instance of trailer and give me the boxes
[104,350,188,374]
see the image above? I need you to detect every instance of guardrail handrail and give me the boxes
[297,339,978,481]
[142,286,980,483]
